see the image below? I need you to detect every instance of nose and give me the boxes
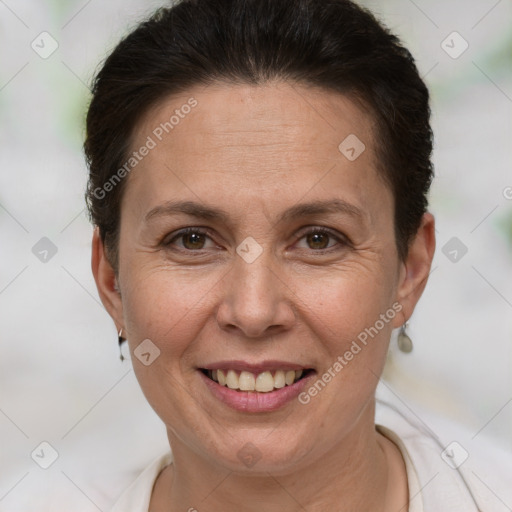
[215,248,296,339]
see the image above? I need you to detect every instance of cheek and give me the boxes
[121,264,221,355]
[290,270,399,424]
[119,267,216,418]
[293,258,400,418]
[296,268,395,355]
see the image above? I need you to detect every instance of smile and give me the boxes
[200,368,313,392]
[198,366,316,413]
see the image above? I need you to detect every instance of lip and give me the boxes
[198,368,316,413]
[199,360,310,375]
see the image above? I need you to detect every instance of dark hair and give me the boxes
[84,0,433,267]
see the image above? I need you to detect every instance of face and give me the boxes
[93,81,434,474]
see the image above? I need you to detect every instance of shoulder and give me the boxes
[375,381,512,512]
[109,452,173,512]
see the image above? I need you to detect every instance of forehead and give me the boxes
[135,80,375,161]
[124,81,387,221]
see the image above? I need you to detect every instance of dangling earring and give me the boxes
[118,328,125,361]
[397,322,413,353]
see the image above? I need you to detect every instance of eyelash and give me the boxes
[162,226,350,254]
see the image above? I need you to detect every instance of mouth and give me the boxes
[199,368,315,393]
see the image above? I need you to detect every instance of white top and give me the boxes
[110,382,511,511]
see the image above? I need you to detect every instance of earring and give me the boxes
[397,322,413,353]
[118,328,125,361]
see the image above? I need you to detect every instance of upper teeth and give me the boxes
[208,369,304,392]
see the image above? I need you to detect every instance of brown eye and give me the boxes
[295,227,347,252]
[164,228,214,251]
[306,231,331,250]
[181,231,206,250]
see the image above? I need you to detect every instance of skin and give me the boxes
[92,81,435,511]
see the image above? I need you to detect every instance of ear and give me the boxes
[91,227,124,331]
[392,212,436,328]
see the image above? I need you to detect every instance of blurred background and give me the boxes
[0,0,511,510]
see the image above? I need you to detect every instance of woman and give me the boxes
[85,0,493,510]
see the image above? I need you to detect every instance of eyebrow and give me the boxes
[144,198,363,225]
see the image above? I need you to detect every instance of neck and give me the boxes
[151,398,405,512]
